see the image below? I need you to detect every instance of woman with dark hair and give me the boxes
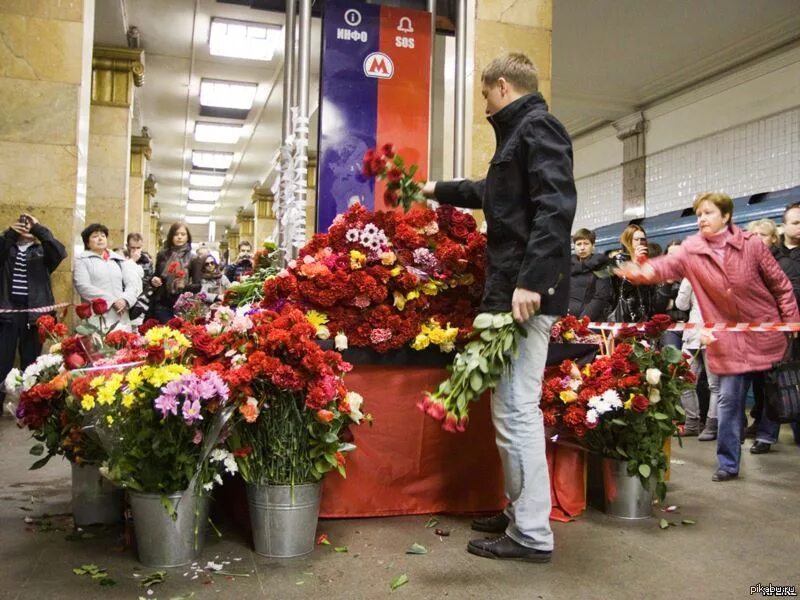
[73,223,141,331]
[149,222,202,323]
[617,192,799,481]
[198,254,231,303]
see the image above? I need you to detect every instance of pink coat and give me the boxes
[649,225,799,375]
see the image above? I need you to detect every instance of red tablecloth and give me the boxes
[320,364,586,522]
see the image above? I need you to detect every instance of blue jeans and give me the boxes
[492,314,556,552]
[756,412,800,445]
[716,373,752,474]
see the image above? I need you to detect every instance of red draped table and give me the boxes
[320,364,587,522]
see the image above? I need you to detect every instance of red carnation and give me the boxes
[75,303,92,320]
[91,297,109,315]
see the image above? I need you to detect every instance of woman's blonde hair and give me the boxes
[619,224,646,257]
[747,218,779,246]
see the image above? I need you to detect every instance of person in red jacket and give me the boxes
[616,192,799,482]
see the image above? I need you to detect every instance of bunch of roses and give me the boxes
[549,314,602,344]
[259,203,486,353]
[361,143,424,211]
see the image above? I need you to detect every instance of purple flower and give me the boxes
[202,371,229,403]
[182,398,203,425]
[154,392,179,417]
[192,429,203,445]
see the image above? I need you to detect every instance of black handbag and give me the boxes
[129,287,154,321]
[763,339,800,423]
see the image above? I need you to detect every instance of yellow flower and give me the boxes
[96,387,116,406]
[126,367,143,390]
[90,375,106,389]
[406,290,420,301]
[380,251,396,266]
[349,250,366,270]
[389,266,403,277]
[306,310,329,328]
[393,291,407,311]
[421,281,439,296]
[122,393,135,409]
[81,394,96,411]
[624,393,634,411]
[582,364,592,377]
[411,333,430,350]
[563,330,575,341]
[559,390,578,403]
[105,415,114,425]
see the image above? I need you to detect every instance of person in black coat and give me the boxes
[568,228,614,321]
[610,224,669,321]
[423,52,576,563]
[0,213,67,408]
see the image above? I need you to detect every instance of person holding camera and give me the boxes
[224,240,254,283]
[1,213,67,411]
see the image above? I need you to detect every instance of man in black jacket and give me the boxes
[0,213,67,410]
[423,52,576,562]
[751,204,800,453]
[569,228,614,320]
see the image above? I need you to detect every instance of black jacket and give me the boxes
[151,246,202,309]
[568,253,614,321]
[772,243,800,308]
[610,252,671,322]
[0,224,67,323]
[435,93,577,314]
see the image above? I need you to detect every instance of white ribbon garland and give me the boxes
[272,107,311,258]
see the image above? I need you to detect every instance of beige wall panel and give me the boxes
[0,78,78,145]
[0,141,79,209]
[474,22,552,84]
[1,0,84,22]
[477,0,552,29]
[0,14,83,84]
[89,104,130,136]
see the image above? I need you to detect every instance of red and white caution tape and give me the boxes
[589,321,800,333]
[0,302,70,314]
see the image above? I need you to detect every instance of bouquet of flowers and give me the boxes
[225,241,282,307]
[260,203,486,353]
[173,291,211,322]
[550,314,602,345]
[180,306,366,485]
[362,143,424,211]
[543,315,695,499]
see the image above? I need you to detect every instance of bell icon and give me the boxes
[397,17,414,33]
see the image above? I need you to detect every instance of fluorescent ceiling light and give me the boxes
[187,202,216,213]
[188,189,220,202]
[194,122,242,144]
[209,18,282,61]
[199,79,257,110]
[189,172,225,187]
[192,150,234,170]
[186,215,211,225]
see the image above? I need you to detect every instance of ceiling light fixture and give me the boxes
[186,215,211,225]
[188,189,220,202]
[199,79,257,110]
[191,150,234,170]
[209,18,282,61]
[187,202,216,213]
[194,122,242,144]
[189,172,225,188]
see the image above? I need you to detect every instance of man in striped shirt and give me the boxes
[1,214,67,413]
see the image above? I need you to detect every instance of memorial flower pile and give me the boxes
[549,314,602,345]
[261,203,486,353]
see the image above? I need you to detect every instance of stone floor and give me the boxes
[1,416,799,600]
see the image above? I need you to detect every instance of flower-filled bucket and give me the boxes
[599,457,654,520]
[246,482,321,558]
[71,462,124,526]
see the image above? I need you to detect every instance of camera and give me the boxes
[18,215,31,228]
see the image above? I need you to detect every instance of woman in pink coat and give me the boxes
[617,192,799,482]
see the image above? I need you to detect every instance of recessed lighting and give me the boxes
[187,203,215,213]
[188,189,220,202]
[209,18,282,61]
[191,151,234,170]
[194,122,242,144]
[189,172,225,187]
[186,215,211,225]
[199,79,257,110]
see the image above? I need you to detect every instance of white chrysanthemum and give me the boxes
[586,408,599,424]
[5,368,22,394]
[601,389,622,409]
[345,228,360,242]
[363,223,379,237]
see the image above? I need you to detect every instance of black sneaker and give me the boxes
[711,469,739,482]
[467,534,552,563]
[470,512,509,534]
[750,441,771,454]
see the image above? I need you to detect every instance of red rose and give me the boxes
[380,143,395,159]
[138,318,160,334]
[651,313,672,326]
[615,326,639,339]
[386,167,403,183]
[451,224,469,240]
[384,189,399,207]
[75,303,92,320]
[91,298,109,315]
[64,352,86,370]
[632,394,650,413]
[442,412,459,433]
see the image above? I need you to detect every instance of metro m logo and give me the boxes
[363,52,394,79]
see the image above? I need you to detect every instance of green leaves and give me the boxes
[390,574,409,591]
[73,564,115,586]
[406,543,428,555]
[29,444,44,456]
[424,516,439,528]
[638,463,651,478]
[661,345,684,364]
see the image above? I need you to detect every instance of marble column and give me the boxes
[143,173,157,254]
[148,203,161,257]
[237,210,255,247]
[226,230,240,257]
[469,0,552,178]
[305,152,318,236]
[128,127,152,243]
[613,112,648,219]
[252,185,276,247]
[0,0,95,306]
[86,45,144,249]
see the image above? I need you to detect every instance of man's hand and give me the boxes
[21,213,39,227]
[613,261,656,284]
[112,298,127,313]
[151,276,163,288]
[512,287,541,323]
[421,181,437,199]
[10,223,28,236]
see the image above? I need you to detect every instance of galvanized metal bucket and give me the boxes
[70,462,124,527]
[129,490,210,567]
[600,457,653,520]
[246,483,321,558]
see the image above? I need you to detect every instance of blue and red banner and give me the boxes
[316,0,431,232]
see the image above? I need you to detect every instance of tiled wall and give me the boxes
[573,166,623,230]
[646,108,800,216]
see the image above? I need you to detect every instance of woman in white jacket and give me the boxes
[676,278,720,439]
[73,224,142,332]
